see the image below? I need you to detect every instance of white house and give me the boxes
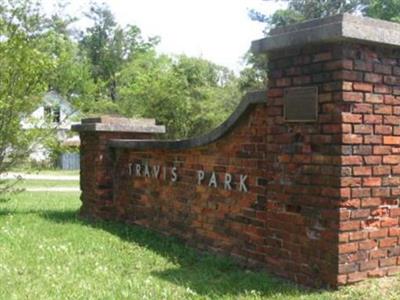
[21,91,81,163]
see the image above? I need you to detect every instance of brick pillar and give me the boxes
[72,117,165,220]
[252,14,400,287]
[263,42,344,288]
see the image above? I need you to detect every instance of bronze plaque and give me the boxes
[284,86,318,122]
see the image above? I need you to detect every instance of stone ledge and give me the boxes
[252,14,400,54]
[72,117,166,133]
[82,116,157,126]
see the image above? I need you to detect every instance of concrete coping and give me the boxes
[81,116,157,126]
[109,90,267,150]
[252,13,400,54]
[72,116,166,134]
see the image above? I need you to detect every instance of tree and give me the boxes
[79,2,159,102]
[118,51,191,138]
[250,0,400,31]
[118,52,242,138]
[37,32,94,102]
[238,52,268,92]
[0,0,55,192]
[172,55,242,137]
[365,0,400,22]
[249,0,368,30]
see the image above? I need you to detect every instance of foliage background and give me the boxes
[3,0,400,178]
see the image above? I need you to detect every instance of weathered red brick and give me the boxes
[363,177,382,187]
[369,229,388,239]
[363,156,381,165]
[383,155,400,164]
[347,272,367,283]
[360,260,378,271]
[353,103,372,114]
[343,92,364,102]
[384,115,400,125]
[375,84,392,94]
[350,233,368,244]
[324,60,353,70]
[341,177,362,187]
[353,82,373,92]
[353,167,372,176]
[373,166,391,176]
[373,146,392,155]
[374,105,392,115]
[384,136,400,145]
[370,249,387,259]
[354,125,373,134]
[384,95,400,105]
[361,197,381,207]
[390,209,400,218]
[340,221,361,231]
[364,135,382,145]
[384,76,400,85]
[352,188,371,198]
[366,93,384,103]
[339,243,358,254]
[375,125,392,135]
[380,237,398,248]
[364,115,382,124]
[374,63,392,74]
[351,210,370,220]
[343,135,363,144]
[381,218,399,228]
[343,156,364,166]
[365,73,382,83]
[380,257,397,267]
[389,227,400,236]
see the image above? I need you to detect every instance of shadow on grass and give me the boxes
[3,207,321,299]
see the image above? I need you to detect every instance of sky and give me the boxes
[43,0,284,72]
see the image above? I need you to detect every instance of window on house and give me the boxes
[53,107,61,123]
[44,106,61,124]
[44,106,52,119]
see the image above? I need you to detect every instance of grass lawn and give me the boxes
[9,168,79,176]
[29,170,79,176]
[4,179,79,189]
[2,169,79,190]
[1,192,400,300]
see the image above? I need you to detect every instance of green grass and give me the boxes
[30,170,79,176]
[0,192,399,299]
[9,168,79,176]
[4,179,79,189]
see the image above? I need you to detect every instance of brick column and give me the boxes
[72,117,165,220]
[252,14,400,287]
[263,42,344,287]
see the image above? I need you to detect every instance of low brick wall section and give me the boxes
[111,103,270,263]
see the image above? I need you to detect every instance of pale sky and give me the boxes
[43,0,284,72]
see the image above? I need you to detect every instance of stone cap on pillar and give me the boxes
[72,115,166,134]
[252,13,400,54]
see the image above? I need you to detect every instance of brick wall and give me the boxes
[75,117,165,221]
[109,43,344,287]
[79,131,155,220]
[111,105,270,264]
[335,44,400,284]
[267,42,400,285]
[76,41,400,288]
[265,44,344,287]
